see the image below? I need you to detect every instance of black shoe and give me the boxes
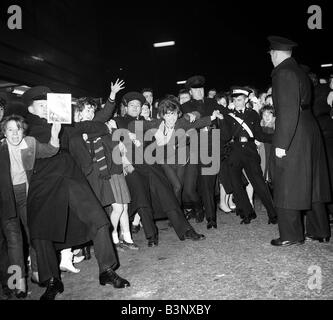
[180,229,206,241]
[207,220,217,229]
[305,234,330,243]
[40,278,64,300]
[271,238,304,247]
[268,216,278,225]
[240,211,257,224]
[1,285,13,300]
[99,267,130,288]
[82,246,91,260]
[148,235,158,247]
[131,224,141,234]
[14,289,27,299]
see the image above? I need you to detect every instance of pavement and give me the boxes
[4,200,333,300]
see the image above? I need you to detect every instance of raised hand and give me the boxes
[110,79,125,95]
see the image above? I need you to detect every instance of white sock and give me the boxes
[123,231,133,243]
[112,231,119,244]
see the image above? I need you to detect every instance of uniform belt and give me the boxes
[300,104,310,111]
[233,136,254,143]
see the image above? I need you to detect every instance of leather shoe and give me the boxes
[270,238,304,247]
[131,224,141,234]
[180,229,206,241]
[40,278,64,300]
[268,216,278,225]
[240,211,257,224]
[148,235,158,247]
[99,267,130,288]
[120,240,139,250]
[1,285,13,300]
[305,234,330,243]
[207,220,217,229]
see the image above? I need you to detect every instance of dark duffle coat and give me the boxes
[270,57,331,210]
[25,114,110,244]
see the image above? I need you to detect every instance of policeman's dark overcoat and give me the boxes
[271,57,331,209]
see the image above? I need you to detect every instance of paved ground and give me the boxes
[7,200,333,300]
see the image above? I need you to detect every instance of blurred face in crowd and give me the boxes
[217,97,227,107]
[127,100,142,118]
[265,96,273,106]
[80,104,95,121]
[163,110,178,128]
[142,91,153,105]
[140,104,150,119]
[259,93,267,105]
[179,93,191,105]
[233,95,248,110]
[329,77,333,90]
[190,87,204,101]
[4,120,24,146]
[28,100,48,119]
[267,87,272,95]
[262,110,274,124]
[208,90,216,98]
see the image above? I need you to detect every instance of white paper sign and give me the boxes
[47,93,72,124]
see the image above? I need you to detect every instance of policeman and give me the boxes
[181,75,224,229]
[268,36,331,246]
[220,87,277,224]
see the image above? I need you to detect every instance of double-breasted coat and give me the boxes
[270,57,331,210]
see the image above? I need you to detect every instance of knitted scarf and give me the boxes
[85,137,110,179]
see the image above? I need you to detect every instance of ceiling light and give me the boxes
[153,41,175,48]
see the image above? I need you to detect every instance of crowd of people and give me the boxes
[0,36,332,300]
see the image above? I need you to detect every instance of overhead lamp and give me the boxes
[321,63,332,68]
[176,80,186,85]
[31,55,44,62]
[153,41,175,48]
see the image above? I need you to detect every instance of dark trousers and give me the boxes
[229,153,276,219]
[137,208,158,240]
[13,183,38,273]
[0,226,10,286]
[33,225,117,284]
[198,172,217,222]
[276,202,331,241]
[161,164,186,205]
[0,217,25,278]
[125,171,157,239]
[182,163,201,209]
[166,209,192,239]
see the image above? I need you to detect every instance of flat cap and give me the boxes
[230,86,252,97]
[22,86,52,106]
[185,75,205,89]
[268,36,298,51]
[122,91,146,105]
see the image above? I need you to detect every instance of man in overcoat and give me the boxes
[268,36,331,246]
[22,86,130,299]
